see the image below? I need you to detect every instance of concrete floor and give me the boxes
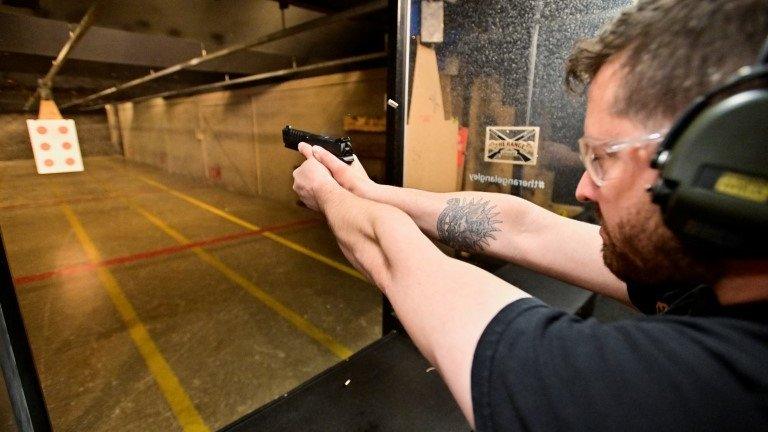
[0,156,381,431]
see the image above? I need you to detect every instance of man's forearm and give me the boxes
[318,184,530,427]
[357,183,523,253]
[353,182,629,304]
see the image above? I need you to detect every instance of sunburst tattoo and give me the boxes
[436,198,502,253]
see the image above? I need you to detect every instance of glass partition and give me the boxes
[403,0,631,220]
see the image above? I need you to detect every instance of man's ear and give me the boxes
[635,147,662,191]
[627,144,657,169]
[636,144,656,164]
[625,145,660,186]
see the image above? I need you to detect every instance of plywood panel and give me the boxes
[117,69,386,204]
[251,71,386,203]
[124,100,169,168]
[116,103,135,160]
[165,101,204,180]
[404,42,459,192]
[200,99,258,195]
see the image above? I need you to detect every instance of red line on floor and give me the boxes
[13,218,322,286]
[0,190,162,211]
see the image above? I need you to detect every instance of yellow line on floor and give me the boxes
[136,175,367,282]
[127,201,354,360]
[60,205,210,432]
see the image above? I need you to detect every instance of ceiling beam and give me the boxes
[80,51,386,111]
[271,0,337,14]
[60,0,387,109]
[22,1,100,110]
[0,12,287,75]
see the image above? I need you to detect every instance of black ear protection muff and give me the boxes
[649,36,768,257]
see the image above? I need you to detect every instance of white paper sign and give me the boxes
[26,119,85,174]
[421,1,444,43]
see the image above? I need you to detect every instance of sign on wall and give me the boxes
[484,126,539,166]
[421,0,444,43]
[26,119,84,174]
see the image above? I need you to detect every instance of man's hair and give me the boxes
[565,0,768,123]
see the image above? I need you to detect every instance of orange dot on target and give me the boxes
[65,158,75,166]
[62,142,72,150]
[40,142,51,151]
[58,126,68,134]
[44,159,54,167]
[37,126,47,135]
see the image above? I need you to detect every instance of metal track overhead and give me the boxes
[61,0,387,109]
[22,1,101,110]
[81,51,386,111]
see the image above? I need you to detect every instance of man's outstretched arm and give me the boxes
[293,143,530,427]
[315,148,629,305]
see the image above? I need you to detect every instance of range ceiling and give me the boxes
[0,0,388,112]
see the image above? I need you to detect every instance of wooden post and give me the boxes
[37,99,63,120]
[404,41,459,192]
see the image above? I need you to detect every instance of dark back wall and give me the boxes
[0,112,119,161]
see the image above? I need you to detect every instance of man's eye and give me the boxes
[595,150,616,161]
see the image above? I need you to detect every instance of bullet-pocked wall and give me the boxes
[0,112,117,160]
[116,68,387,203]
[406,0,631,218]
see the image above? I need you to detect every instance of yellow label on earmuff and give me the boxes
[714,172,768,203]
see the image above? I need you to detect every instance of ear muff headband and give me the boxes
[649,65,768,256]
[653,65,768,166]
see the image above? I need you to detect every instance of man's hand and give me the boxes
[292,142,343,212]
[311,144,373,195]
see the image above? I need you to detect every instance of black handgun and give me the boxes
[282,125,355,165]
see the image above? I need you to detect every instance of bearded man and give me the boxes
[292,0,768,430]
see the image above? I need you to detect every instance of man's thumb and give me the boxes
[312,145,347,172]
[297,142,314,160]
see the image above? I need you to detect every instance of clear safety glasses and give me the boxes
[578,131,667,187]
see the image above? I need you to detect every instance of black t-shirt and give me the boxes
[471,287,768,431]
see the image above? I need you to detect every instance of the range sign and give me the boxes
[484,126,539,166]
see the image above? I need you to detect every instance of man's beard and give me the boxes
[599,206,719,287]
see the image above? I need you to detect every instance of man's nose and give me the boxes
[575,171,598,203]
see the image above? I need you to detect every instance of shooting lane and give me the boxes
[0,1,639,431]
